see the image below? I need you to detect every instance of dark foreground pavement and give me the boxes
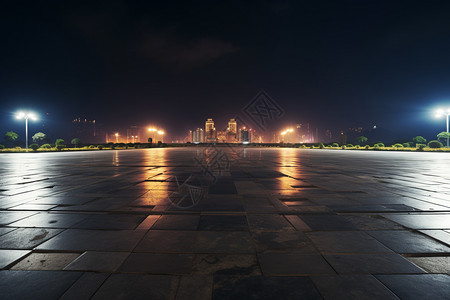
[0,147,449,299]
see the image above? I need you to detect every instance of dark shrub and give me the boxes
[428,140,443,148]
[0,144,4,149]
[98,145,103,150]
[40,144,51,149]
[89,145,96,149]
[374,143,385,147]
[417,144,426,151]
[29,143,39,151]
[393,144,403,148]
[346,144,354,147]
[332,143,339,147]
[56,144,66,151]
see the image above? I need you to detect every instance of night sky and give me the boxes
[2,0,450,142]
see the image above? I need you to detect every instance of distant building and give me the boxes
[226,118,238,143]
[205,118,217,143]
[240,128,251,144]
[72,117,100,143]
[228,119,237,134]
[192,128,204,143]
[126,126,140,143]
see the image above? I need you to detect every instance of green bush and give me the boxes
[393,144,403,148]
[89,145,96,149]
[40,144,52,149]
[355,145,360,149]
[0,144,4,149]
[55,139,65,146]
[318,143,324,149]
[332,143,339,147]
[374,143,385,147]
[56,144,66,151]
[341,146,346,149]
[29,143,39,151]
[98,145,103,150]
[365,145,370,149]
[417,144,427,151]
[428,140,443,148]
[402,142,411,147]
[346,144,354,148]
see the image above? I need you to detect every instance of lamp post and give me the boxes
[435,109,450,147]
[15,111,38,149]
[158,131,164,143]
[115,133,119,143]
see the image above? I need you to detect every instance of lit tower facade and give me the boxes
[192,128,204,143]
[226,118,238,143]
[205,118,217,143]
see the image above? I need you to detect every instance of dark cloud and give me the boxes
[139,31,238,71]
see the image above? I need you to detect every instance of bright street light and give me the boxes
[115,132,119,143]
[435,108,450,147]
[15,111,38,149]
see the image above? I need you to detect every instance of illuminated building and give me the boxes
[126,126,140,143]
[228,119,237,134]
[192,128,204,143]
[72,117,101,143]
[240,127,251,144]
[205,118,217,143]
[217,131,227,143]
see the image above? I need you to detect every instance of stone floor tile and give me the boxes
[59,272,110,300]
[176,275,213,300]
[134,230,198,253]
[311,275,399,300]
[376,274,450,300]
[419,229,450,246]
[152,214,200,230]
[284,215,312,231]
[307,231,393,254]
[383,214,450,230]
[11,252,80,270]
[119,253,193,274]
[0,249,30,269]
[71,214,146,230]
[343,215,405,230]
[213,275,323,299]
[324,253,425,274]
[0,270,82,299]
[247,214,294,232]
[136,215,160,229]
[251,231,314,253]
[9,212,88,228]
[0,211,37,226]
[197,231,254,253]
[367,230,450,254]
[192,254,260,275]
[300,215,357,231]
[259,253,335,275]
[91,273,178,300]
[0,228,63,249]
[36,229,146,251]
[198,215,248,231]
[407,256,450,274]
[64,251,130,272]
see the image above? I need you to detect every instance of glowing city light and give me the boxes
[435,108,450,147]
[15,111,38,149]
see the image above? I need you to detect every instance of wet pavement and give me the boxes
[0,147,450,299]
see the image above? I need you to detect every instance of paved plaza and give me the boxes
[0,147,450,299]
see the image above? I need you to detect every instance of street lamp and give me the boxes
[15,111,38,149]
[435,108,450,147]
[115,133,119,143]
[158,131,164,143]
